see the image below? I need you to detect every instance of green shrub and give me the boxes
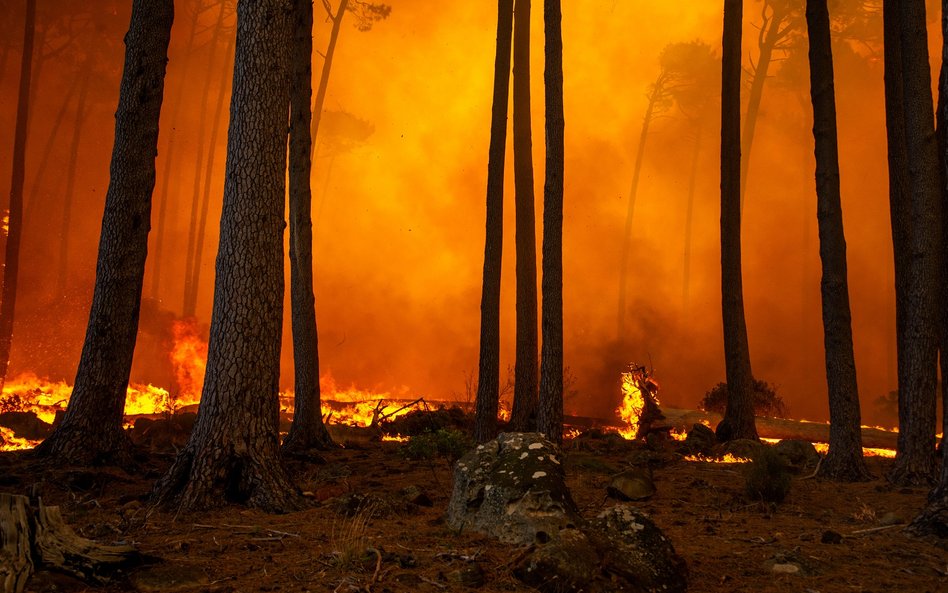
[744,447,792,503]
[700,379,788,418]
[402,428,472,463]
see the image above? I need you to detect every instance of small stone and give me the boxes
[820,530,842,544]
[772,563,801,575]
[606,468,656,501]
[878,512,904,526]
[532,471,547,479]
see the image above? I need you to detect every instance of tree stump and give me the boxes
[0,493,141,593]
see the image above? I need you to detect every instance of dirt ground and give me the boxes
[1,432,946,593]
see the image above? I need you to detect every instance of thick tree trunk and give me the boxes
[183,1,228,317]
[806,0,871,482]
[716,0,759,444]
[473,0,513,444]
[151,0,303,512]
[681,120,704,314]
[740,1,790,211]
[617,76,663,341]
[309,0,349,161]
[509,0,539,433]
[0,0,36,391]
[537,0,564,445]
[190,30,237,317]
[32,0,174,467]
[283,0,335,454]
[885,0,941,487]
[57,66,91,297]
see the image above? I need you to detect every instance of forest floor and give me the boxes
[1,428,946,593]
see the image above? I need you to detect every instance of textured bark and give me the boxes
[183,1,228,317]
[716,0,759,443]
[309,0,349,161]
[58,66,91,297]
[283,0,335,454]
[151,0,303,512]
[32,0,174,467]
[509,0,539,433]
[617,75,664,341]
[885,0,941,487]
[806,0,871,482]
[537,0,564,445]
[0,0,35,391]
[473,0,513,444]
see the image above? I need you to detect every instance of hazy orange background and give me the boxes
[0,1,934,425]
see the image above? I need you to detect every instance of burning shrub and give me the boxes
[401,428,471,463]
[699,379,787,418]
[744,447,791,503]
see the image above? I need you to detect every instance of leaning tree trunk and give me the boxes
[283,0,335,454]
[309,0,349,161]
[716,0,759,444]
[58,65,92,297]
[806,0,871,482]
[473,0,514,444]
[886,0,942,487]
[509,0,539,433]
[537,0,564,446]
[151,0,303,512]
[32,0,174,466]
[0,0,36,392]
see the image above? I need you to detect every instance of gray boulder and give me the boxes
[446,432,580,545]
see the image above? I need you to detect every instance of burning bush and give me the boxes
[699,379,787,418]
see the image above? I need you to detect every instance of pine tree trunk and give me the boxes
[617,77,663,341]
[886,0,941,487]
[57,66,91,297]
[309,0,349,162]
[283,0,335,454]
[739,1,789,211]
[537,0,564,446]
[473,0,513,444]
[716,0,759,444]
[0,0,36,392]
[151,0,303,512]
[806,0,871,482]
[190,30,237,317]
[183,1,228,317]
[509,0,539,433]
[33,0,174,467]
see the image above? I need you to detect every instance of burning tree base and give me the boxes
[0,494,142,593]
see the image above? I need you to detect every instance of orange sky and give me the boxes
[0,1,936,425]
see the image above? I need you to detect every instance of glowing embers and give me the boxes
[615,364,661,440]
[810,442,896,459]
[683,452,751,464]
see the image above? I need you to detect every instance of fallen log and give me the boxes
[0,493,141,593]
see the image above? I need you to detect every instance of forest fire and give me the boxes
[615,364,661,440]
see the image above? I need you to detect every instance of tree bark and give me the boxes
[32,0,174,467]
[806,0,871,482]
[885,0,941,487]
[151,0,304,512]
[509,0,539,433]
[716,0,759,443]
[537,0,564,445]
[283,0,335,454]
[473,0,513,444]
[57,65,91,297]
[309,0,349,162]
[0,0,36,391]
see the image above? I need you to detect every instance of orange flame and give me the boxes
[170,318,207,406]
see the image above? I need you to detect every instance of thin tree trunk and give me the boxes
[886,0,942,487]
[57,66,91,297]
[473,0,513,444]
[617,77,663,341]
[740,1,789,211]
[716,0,759,444]
[33,0,174,467]
[0,0,36,391]
[806,0,871,482]
[309,0,349,162]
[509,0,539,433]
[151,0,206,300]
[151,0,303,512]
[681,120,704,314]
[189,29,236,316]
[537,0,564,446]
[183,1,227,317]
[283,0,335,454]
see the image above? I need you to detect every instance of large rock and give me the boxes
[679,422,716,456]
[607,468,656,501]
[447,432,580,545]
[0,411,52,440]
[773,439,820,473]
